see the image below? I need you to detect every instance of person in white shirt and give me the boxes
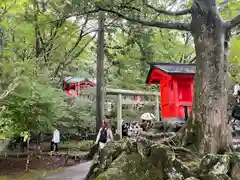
[233,83,240,103]
[51,129,60,152]
[233,84,240,96]
[95,118,113,150]
[130,122,142,137]
[127,124,134,137]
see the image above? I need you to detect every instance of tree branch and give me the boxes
[189,56,196,64]
[218,0,232,6]
[228,14,240,29]
[52,31,97,77]
[42,18,66,61]
[79,14,89,39]
[64,28,97,61]
[0,77,19,100]
[98,7,190,31]
[65,34,97,67]
[49,2,100,21]
[145,4,191,16]
[0,0,16,22]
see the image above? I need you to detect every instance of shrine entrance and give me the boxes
[83,87,160,139]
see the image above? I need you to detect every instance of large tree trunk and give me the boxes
[183,0,232,154]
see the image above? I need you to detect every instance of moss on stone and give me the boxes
[200,174,231,180]
[229,152,240,180]
[96,152,164,180]
[86,137,240,180]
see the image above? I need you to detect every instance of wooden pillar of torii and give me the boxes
[83,87,160,139]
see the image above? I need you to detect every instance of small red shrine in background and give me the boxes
[63,77,96,97]
[63,76,144,102]
[146,63,196,121]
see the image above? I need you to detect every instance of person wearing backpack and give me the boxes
[95,118,113,150]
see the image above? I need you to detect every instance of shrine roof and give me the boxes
[146,62,196,84]
[63,76,96,84]
[149,62,196,75]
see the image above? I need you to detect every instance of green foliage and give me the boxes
[229,37,240,82]
[1,73,67,136]
[0,73,97,137]
[0,0,98,138]
[1,0,240,140]
[59,99,96,135]
[61,140,94,151]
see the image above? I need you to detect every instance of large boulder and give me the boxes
[229,152,240,180]
[86,138,240,180]
[86,137,199,180]
[199,152,240,180]
[86,139,126,180]
[199,154,230,175]
[199,154,231,180]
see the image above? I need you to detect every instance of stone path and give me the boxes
[43,161,92,180]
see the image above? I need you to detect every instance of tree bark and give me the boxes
[95,0,236,154]
[183,0,232,154]
[96,11,105,133]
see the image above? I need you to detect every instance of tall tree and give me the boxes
[93,0,240,154]
[96,11,105,132]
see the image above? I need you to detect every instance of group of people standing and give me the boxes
[94,114,155,151]
[122,118,154,138]
[18,113,154,154]
[19,128,60,153]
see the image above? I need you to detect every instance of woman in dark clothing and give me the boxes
[122,123,129,137]
[232,100,240,120]
[140,120,148,131]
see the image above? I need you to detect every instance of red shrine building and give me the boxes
[146,63,196,121]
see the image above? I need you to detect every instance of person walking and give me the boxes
[95,118,113,151]
[51,128,60,152]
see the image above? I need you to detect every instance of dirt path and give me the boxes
[43,161,92,180]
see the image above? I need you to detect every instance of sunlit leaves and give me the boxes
[219,0,240,20]
[0,0,99,137]
[229,37,240,82]
[2,77,68,135]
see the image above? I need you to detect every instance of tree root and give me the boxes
[140,132,176,140]
[140,129,200,160]
[158,133,177,145]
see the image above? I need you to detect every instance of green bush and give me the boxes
[78,140,94,151]
[0,70,96,138]
[58,100,96,136]
[1,75,68,137]
[60,140,94,151]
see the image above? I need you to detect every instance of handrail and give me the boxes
[82,87,159,96]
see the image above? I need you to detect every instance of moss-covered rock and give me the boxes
[86,137,201,180]
[200,174,231,180]
[229,152,240,180]
[86,140,126,180]
[96,152,164,180]
[185,177,200,180]
[86,137,240,180]
[199,154,230,175]
[136,137,152,157]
